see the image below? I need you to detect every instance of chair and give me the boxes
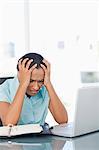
[0,77,14,84]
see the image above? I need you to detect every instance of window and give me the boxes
[0,0,27,76]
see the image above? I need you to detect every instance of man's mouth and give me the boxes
[30,90,39,94]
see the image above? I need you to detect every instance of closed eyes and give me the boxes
[30,79,44,84]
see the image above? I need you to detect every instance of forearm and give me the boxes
[46,82,68,124]
[4,84,27,126]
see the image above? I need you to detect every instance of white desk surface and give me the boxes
[0,131,99,150]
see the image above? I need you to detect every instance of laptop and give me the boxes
[51,86,99,137]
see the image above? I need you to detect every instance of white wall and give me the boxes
[29,0,98,103]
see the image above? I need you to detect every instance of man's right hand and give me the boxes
[17,58,37,88]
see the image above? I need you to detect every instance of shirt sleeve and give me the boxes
[0,80,11,103]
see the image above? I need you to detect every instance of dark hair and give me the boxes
[17,53,47,71]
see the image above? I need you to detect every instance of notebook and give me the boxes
[51,86,99,137]
[0,124,43,137]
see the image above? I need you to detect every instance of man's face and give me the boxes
[26,67,45,96]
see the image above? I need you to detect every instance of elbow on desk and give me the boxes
[55,113,68,124]
[2,118,17,126]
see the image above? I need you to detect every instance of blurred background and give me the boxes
[0,0,99,126]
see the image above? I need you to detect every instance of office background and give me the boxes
[0,0,99,125]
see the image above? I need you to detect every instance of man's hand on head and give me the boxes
[40,59,51,87]
[17,58,37,87]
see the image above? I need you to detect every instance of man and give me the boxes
[0,53,68,126]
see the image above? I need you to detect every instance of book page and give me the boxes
[0,126,10,136]
[10,124,43,136]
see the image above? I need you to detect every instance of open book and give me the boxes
[0,122,71,138]
[0,124,43,137]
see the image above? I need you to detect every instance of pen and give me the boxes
[8,124,13,137]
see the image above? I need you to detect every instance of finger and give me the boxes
[21,58,29,69]
[40,64,47,72]
[43,59,49,65]
[29,64,37,72]
[26,59,33,70]
[18,59,23,71]
[42,59,50,71]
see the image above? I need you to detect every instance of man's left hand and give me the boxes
[40,59,51,87]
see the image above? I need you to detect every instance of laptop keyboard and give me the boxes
[51,122,74,135]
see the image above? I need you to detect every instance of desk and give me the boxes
[0,131,99,150]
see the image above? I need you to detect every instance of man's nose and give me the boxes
[33,81,39,90]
